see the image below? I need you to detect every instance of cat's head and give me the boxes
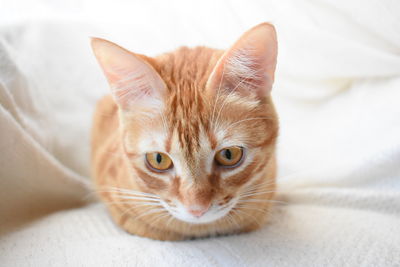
[92,23,278,224]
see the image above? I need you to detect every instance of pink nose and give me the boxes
[187,205,210,218]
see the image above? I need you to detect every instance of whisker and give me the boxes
[149,212,171,227]
[211,63,227,131]
[224,117,274,132]
[81,190,131,201]
[96,190,160,199]
[239,185,277,196]
[213,70,260,130]
[236,204,269,213]
[217,205,229,211]
[96,190,160,200]
[239,189,277,197]
[237,199,287,205]
[226,213,240,229]
[232,208,262,227]
[240,187,276,196]
[114,195,161,202]
[102,200,163,207]
[119,204,143,218]
[97,192,161,202]
[242,179,277,190]
[104,187,160,198]
[132,208,166,222]
[157,110,169,137]
[165,214,175,229]
[241,183,295,197]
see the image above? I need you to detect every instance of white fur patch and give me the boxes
[162,198,238,224]
[111,68,164,111]
[226,47,263,89]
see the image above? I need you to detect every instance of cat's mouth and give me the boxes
[161,199,238,224]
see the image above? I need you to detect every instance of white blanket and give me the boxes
[1,0,400,266]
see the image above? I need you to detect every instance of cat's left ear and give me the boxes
[206,23,277,98]
[91,38,166,111]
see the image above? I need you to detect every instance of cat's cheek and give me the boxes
[136,170,179,202]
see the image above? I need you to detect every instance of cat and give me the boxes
[91,22,278,241]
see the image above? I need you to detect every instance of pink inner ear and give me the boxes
[225,47,272,96]
[91,38,166,110]
[108,68,155,109]
[207,23,277,98]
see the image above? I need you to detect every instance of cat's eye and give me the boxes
[145,152,173,171]
[215,146,244,167]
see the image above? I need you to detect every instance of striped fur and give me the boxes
[91,23,279,240]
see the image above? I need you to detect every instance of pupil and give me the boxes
[225,149,232,160]
[156,153,162,164]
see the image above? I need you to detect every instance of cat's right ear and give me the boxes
[91,38,166,111]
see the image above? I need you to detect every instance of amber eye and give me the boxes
[145,152,173,171]
[215,146,244,167]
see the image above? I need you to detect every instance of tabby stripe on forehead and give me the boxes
[207,130,218,150]
[133,166,167,190]
[165,129,173,153]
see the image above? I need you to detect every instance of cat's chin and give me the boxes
[164,202,236,225]
[172,213,225,225]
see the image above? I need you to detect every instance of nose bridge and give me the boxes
[180,178,213,209]
[188,186,212,205]
[179,152,213,208]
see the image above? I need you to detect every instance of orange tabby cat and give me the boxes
[91,22,278,240]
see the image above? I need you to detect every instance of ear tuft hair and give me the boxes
[91,38,166,111]
[207,23,277,98]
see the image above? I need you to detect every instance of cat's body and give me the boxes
[91,23,279,240]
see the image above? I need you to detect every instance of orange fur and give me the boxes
[91,23,279,240]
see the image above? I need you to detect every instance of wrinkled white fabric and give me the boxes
[1,0,399,266]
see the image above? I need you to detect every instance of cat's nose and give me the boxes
[187,205,210,218]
